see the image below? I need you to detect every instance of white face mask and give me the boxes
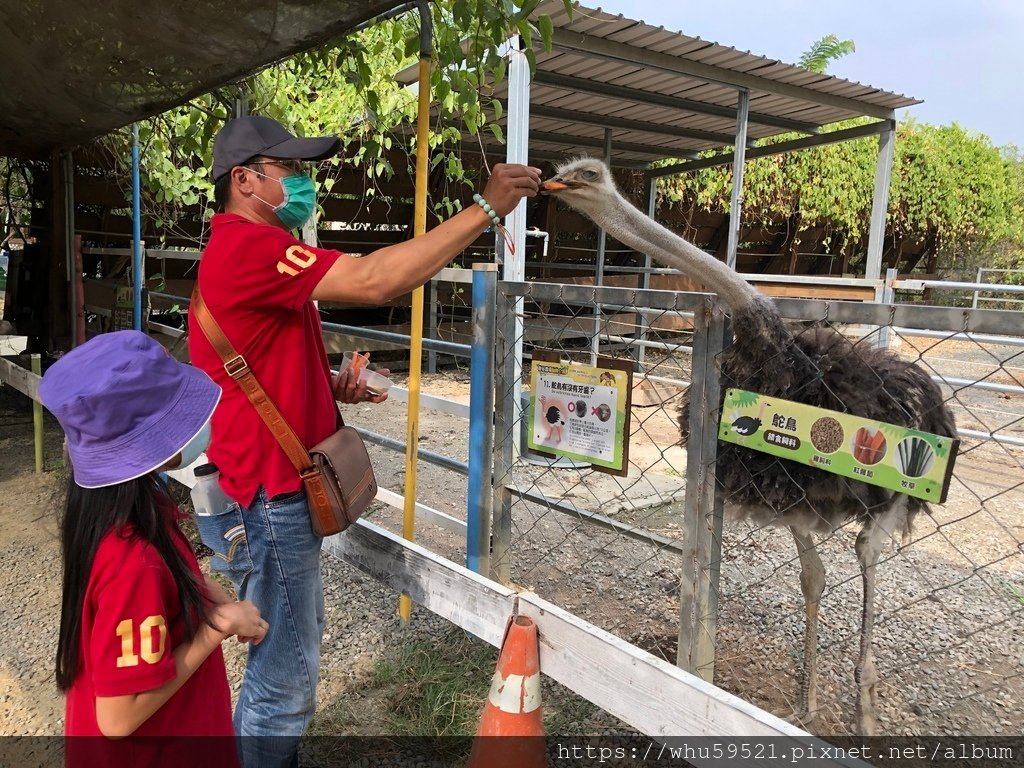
[173,420,212,470]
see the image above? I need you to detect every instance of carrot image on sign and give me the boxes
[852,426,887,465]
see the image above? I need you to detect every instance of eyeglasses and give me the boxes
[248,159,307,175]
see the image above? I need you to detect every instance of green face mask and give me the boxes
[251,168,316,230]
[273,173,317,230]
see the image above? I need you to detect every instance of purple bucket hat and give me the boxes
[39,330,221,488]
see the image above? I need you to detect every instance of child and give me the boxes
[40,331,267,764]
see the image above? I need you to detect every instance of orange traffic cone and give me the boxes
[467,615,546,768]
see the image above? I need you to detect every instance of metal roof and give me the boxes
[0,0,405,157]
[417,0,920,167]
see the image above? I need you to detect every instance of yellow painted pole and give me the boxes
[31,354,43,472]
[400,9,432,622]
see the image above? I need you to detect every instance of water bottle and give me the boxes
[190,463,232,517]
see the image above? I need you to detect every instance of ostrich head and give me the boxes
[541,157,618,219]
[541,157,762,313]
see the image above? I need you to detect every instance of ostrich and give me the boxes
[541,157,956,735]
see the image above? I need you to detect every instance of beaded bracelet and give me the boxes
[472,193,502,226]
[471,192,516,256]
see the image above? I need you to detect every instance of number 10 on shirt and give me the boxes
[115,615,167,668]
[276,245,318,276]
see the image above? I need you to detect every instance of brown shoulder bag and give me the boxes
[191,287,377,536]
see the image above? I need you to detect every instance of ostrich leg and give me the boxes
[853,498,908,735]
[790,527,825,727]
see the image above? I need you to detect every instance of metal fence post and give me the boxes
[591,127,613,366]
[633,176,657,368]
[877,267,897,349]
[467,264,498,575]
[31,354,43,473]
[490,283,518,584]
[865,116,896,284]
[677,297,726,682]
[426,279,438,374]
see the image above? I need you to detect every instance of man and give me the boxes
[188,115,540,766]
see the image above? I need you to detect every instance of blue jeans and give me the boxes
[196,487,325,768]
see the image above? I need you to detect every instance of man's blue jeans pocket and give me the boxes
[195,503,254,587]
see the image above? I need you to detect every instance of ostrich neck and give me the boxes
[584,190,761,312]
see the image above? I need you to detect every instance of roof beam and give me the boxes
[647,119,895,178]
[456,140,652,170]
[528,103,744,147]
[528,130,698,159]
[550,28,895,121]
[534,71,819,134]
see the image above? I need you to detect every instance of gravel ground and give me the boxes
[355,350,1024,739]
[2,332,1022,745]
[0,384,631,760]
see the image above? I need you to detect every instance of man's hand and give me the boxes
[481,163,542,217]
[333,367,390,404]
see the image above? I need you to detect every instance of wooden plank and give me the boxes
[516,591,800,741]
[161,471,852,759]
[74,175,130,208]
[317,229,411,252]
[324,522,856,763]
[323,520,515,647]
[0,357,41,402]
[517,592,862,766]
[757,284,876,301]
[319,196,414,225]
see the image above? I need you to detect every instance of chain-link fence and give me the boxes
[481,280,1023,738]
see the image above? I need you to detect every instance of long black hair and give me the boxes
[55,472,212,692]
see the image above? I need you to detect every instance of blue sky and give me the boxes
[593,1,1022,148]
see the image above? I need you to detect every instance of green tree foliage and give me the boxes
[0,158,33,244]
[75,2,1020,278]
[658,119,1024,273]
[799,34,856,74]
[94,0,562,236]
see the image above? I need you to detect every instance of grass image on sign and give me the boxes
[719,389,959,503]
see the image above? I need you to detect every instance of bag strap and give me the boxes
[191,286,315,476]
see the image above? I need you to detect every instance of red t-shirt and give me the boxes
[188,213,342,506]
[64,508,234,756]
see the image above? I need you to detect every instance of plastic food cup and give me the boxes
[339,350,366,374]
[338,351,393,396]
[359,367,393,397]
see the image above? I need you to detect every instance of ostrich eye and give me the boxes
[581,169,598,181]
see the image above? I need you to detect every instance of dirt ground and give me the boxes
[2,332,1022,743]
[356,337,1024,738]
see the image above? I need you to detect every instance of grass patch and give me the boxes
[368,624,496,737]
[308,621,610,744]
[1005,579,1024,607]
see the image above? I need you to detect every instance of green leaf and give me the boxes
[538,15,554,51]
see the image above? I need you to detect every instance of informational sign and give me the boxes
[527,354,632,475]
[112,286,134,331]
[112,285,149,332]
[718,389,958,503]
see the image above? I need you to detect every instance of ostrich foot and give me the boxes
[855,656,880,736]
[785,707,819,729]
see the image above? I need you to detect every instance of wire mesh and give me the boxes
[489,280,1024,738]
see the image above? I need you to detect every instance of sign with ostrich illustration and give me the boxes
[720,389,959,502]
[528,356,632,475]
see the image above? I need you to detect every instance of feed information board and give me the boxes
[718,389,958,503]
